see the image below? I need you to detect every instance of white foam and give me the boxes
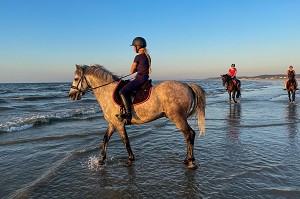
[86,155,104,171]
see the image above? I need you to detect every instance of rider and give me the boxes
[284,65,298,90]
[116,37,151,124]
[227,63,239,89]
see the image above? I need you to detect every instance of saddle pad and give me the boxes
[113,80,152,106]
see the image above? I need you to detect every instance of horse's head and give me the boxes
[221,74,228,86]
[69,65,89,100]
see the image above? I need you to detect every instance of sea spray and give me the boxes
[86,155,104,171]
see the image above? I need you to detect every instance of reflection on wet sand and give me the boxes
[285,104,298,139]
[183,171,204,199]
[226,103,242,141]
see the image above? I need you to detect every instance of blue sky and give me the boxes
[0,0,299,83]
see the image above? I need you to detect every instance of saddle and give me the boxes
[233,79,240,88]
[113,79,152,106]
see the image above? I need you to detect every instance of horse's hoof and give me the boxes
[182,159,188,165]
[124,159,133,167]
[187,161,198,170]
[99,160,105,165]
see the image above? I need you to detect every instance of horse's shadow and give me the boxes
[226,103,242,141]
[285,104,298,139]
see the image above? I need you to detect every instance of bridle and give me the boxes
[70,75,90,95]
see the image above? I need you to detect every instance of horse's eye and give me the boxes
[74,78,79,81]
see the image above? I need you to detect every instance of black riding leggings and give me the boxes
[119,77,148,97]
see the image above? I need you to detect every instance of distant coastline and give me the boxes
[239,74,300,81]
[208,74,300,81]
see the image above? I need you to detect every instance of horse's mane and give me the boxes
[78,64,120,82]
[222,74,230,81]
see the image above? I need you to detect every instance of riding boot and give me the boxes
[284,82,287,90]
[116,94,132,124]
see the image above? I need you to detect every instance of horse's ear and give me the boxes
[75,64,82,71]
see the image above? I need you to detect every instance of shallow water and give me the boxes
[0,80,299,199]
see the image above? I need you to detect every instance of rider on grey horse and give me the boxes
[116,37,152,124]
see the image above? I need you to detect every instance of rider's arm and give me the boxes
[130,62,138,74]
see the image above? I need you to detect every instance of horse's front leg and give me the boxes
[228,92,231,102]
[99,123,116,165]
[288,91,291,102]
[232,91,237,103]
[116,125,135,167]
[293,91,296,102]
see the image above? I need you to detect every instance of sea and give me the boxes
[0,79,299,199]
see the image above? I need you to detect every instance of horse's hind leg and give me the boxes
[171,118,197,169]
[116,125,135,167]
[293,91,296,102]
[99,123,116,165]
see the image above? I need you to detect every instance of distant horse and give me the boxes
[69,64,206,169]
[221,74,241,103]
[286,76,297,102]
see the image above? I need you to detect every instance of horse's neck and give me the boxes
[86,74,112,88]
[87,75,117,103]
[226,75,231,83]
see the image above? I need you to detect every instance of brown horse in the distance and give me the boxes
[221,74,241,103]
[69,64,206,169]
[286,76,297,102]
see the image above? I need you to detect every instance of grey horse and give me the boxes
[69,64,206,169]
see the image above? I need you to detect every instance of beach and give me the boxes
[0,79,299,199]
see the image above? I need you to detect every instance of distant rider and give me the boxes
[116,37,151,124]
[227,63,240,89]
[284,65,298,90]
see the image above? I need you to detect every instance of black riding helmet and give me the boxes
[131,37,147,50]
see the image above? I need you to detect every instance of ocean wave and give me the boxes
[8,150,79,199]
[0,107,102,133]
[11,95,66,102]
[0,98,7,103]
[0,131,100,146]
[238,121,300,128]
[0,106,15,111]
[0,90,9,94]
[8,143,101,199]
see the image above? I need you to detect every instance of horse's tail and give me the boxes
[188,83,206,137]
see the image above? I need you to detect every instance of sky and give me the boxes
[0,0,299,83]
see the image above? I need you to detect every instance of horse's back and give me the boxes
[153,80,195,115]
[154,80,193,98]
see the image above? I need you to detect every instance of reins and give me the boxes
[88,73,132,90]
[71,73,133,94]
